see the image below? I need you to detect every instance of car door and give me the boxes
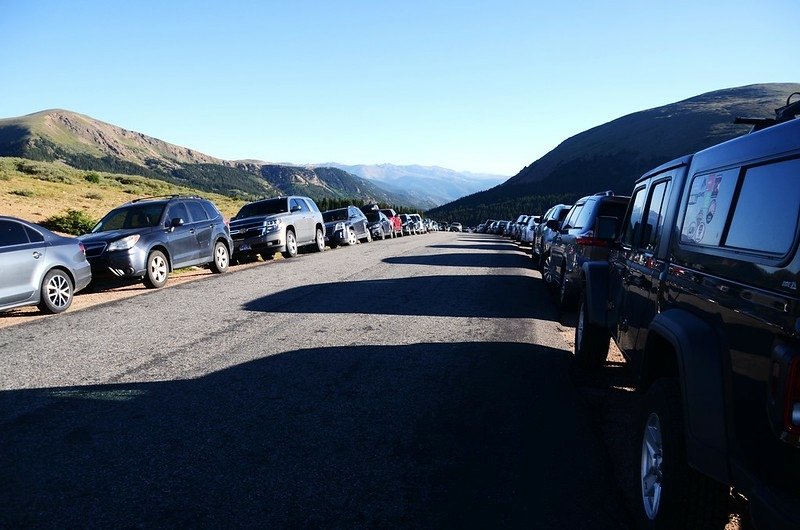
[290,198,312,243]
[185,200,213,262]
[609,176,673,356]
[0,220,47,306]
[551,203,584,280]
[164,202,198,266]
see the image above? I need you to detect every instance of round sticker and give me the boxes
[694,222,706,243]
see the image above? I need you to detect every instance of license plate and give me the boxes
[239,244,251,251]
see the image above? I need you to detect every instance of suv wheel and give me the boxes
[574,297,609,370]
[364,229,372,243]
[143,250,169,288]
[347,227,357,246]
[312,228,325,252]
[210,242,229,273]
[38,269,73,314]
[283,229,298,258]
[638,379,728,529]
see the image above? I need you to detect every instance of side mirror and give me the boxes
[546,219,560,230]
[290,205,301,213]
[170,217,185,228]
[595,216,618,241]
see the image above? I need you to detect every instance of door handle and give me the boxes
[189,229,196,234]
[32,251,42,259]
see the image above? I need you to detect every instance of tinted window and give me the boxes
[167,203,190,224]
[680,169,737,246]
[323,209,348,222]
[24,226,45,243]
[574,199,597,229]
[185,201,208,222]
[0,220,30,247]
[621,187,647,248]
[643,181,670,252]
[201,201,222,220]
[726,158,800,255]
[236,198,288,219]
[562,204,584,229]
[365,212,381,222]
[556,207,570,222]
[290,198,307,212]
[93,203,166,232]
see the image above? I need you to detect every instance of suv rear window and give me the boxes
[726,158,800,255]
[680,159,800,256]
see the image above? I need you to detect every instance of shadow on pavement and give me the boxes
[428,243,524,252]
[0,342,628,528]
[383,252,530,269]
[242,274,558,320]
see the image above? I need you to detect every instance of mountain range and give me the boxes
[428,83,800,225]
[317,163,507,207]
[0,110,454,209]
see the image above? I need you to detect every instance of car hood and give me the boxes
[79,227,154,243]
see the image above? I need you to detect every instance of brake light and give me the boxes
[79,242,86,255]
[575,236,608,247]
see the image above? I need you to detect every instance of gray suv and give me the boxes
[230,196,325,259]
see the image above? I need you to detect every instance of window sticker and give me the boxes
[681,170,736,246]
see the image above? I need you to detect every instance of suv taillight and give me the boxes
[575,236,608,247]
[768,345,800,445]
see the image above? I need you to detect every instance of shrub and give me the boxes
[40,209,97,235]
[10,189,35,197]
[84,192,103,200]
[84,172,101,184]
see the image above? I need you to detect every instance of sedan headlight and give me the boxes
[107,234,140,251]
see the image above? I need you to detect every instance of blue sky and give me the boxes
[0,0,795,175]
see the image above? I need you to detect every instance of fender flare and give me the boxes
[648,309,730,484]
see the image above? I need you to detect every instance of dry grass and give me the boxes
[0,157,245,224]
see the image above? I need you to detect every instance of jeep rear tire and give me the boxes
[638,379,728,529]
[574,298,609,370]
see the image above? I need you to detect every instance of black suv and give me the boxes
[547,192,629,309]
[577,104,800,528]
[80,196,232,288]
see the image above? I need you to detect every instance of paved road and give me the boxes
[0,232,629,528]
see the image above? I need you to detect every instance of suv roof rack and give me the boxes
[734,92,800,132]
[593,190,614,196]
[129,195,201,203]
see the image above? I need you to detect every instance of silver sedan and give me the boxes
[0,216,92,313]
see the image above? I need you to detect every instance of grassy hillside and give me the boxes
[0,157,246,228]
[0,109,419,207]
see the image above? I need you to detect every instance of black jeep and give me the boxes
[577,97,800,528]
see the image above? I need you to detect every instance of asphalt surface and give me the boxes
[0,232,630,528]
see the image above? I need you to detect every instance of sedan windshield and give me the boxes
[92,203,165,233]
[236,198,288,219]
[322,209,348,222]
